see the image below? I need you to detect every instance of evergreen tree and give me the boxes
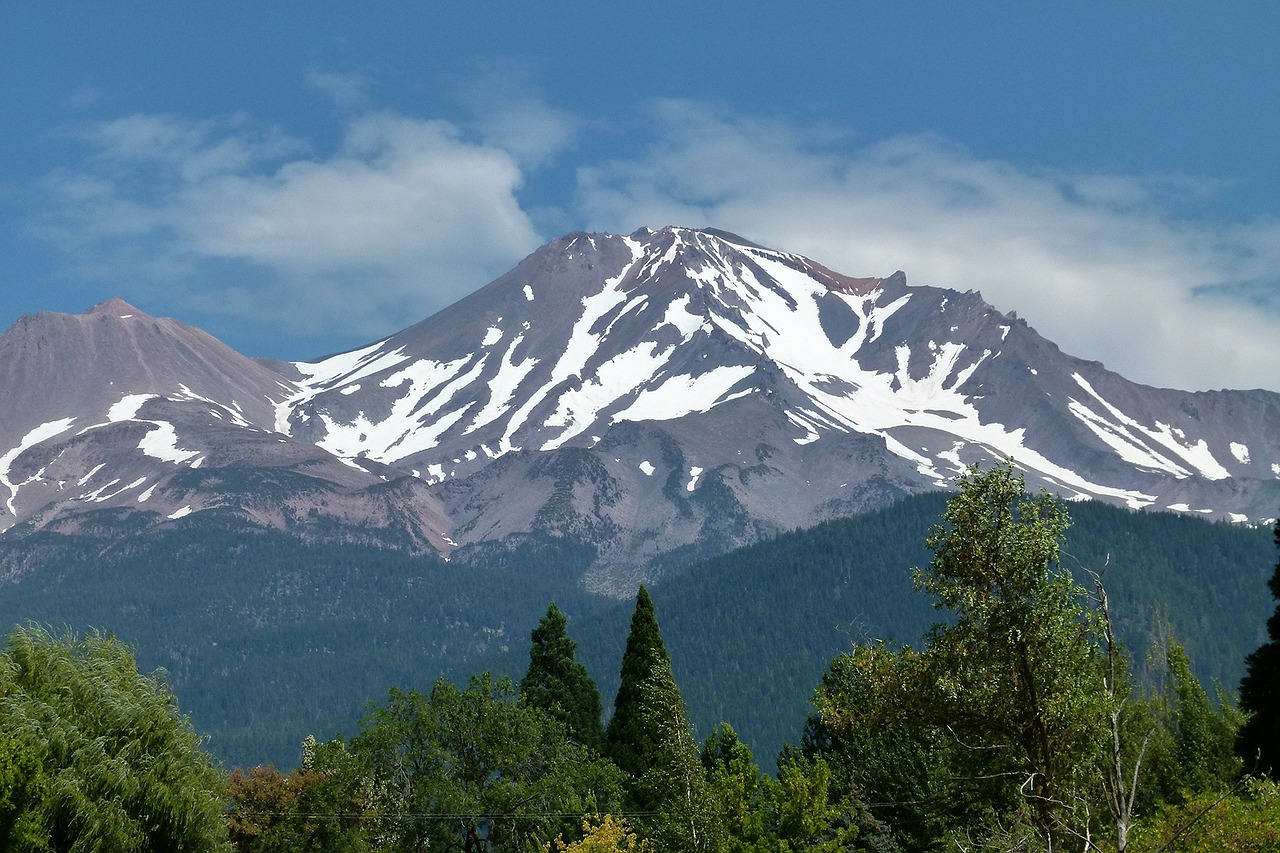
[605,585,672,787]
[637,654,721,852]
[521,603,605,752]
[1238,516,1280,776]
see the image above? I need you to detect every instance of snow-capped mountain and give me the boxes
[2,227,1277,584]
[0,298,450,550]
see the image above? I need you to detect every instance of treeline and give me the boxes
[4,463,1279,851]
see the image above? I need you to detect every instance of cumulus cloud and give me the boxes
[39,111,543,347]
[575,100,1280,392]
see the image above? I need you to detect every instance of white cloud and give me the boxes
[35,97,1280,392]
[575,101,1280,392]
[40,111,543,343]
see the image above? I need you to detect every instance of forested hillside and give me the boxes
[0,494,1272,772]
[578,494,1275,770]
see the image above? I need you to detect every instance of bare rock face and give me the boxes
[0,299,451,552]
[3,229,1278,587]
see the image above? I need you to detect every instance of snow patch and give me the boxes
[1230,442,1250,464]
[523,285,535,301]
[482,326,504,347]
[138,421,200,464]
[639,460,655,476]
[107,393,154,422]
[686,466,703,492]
[1068,374,1231,481]
[168,506,193,520]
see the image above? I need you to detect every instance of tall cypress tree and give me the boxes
[1238,516,1280,776]
[520,602,605,751]
[605,585,672,791]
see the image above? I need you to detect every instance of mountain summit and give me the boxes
[2,227,1276,585]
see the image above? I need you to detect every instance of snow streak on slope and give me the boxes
[684,241,1160,507]
[1,418,76,519]
[1067,374,1230,480]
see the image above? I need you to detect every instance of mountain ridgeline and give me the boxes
[0,225,1277,768]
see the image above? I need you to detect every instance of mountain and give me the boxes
[1,226,1277,768]
[0,298,451,557]
[2,227,1277,590]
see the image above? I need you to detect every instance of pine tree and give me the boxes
[605,586,673,799]
[1238,516,1280,776]
[521,602,605,751]
[636,653,720,852]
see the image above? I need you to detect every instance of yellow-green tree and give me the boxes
[546,814,653,853]
[0,625,230,852]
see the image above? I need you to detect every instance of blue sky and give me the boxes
[3,3,1278,391]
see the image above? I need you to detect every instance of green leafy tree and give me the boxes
[1166,643,1244,795]
[911,461,1110,845]
[227,744,372,853]
[702,724,768,851]
[816,463,1113,849]
[0,732,48,852]
[350,672,623,852]
[0,624,230,852]
[812,644,954,849]
[522,603,605,752]
[1238,516,1280,776]
[1128,777,1280,852]
[605,586,671,799]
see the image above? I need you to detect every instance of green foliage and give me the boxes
[633,654,721,852]
[814,463,1112,848]
[702,724,769,851]
[0,512,611,768]
[0,732,48,852]
[604,585,672,794]
[811,645,954,849]
[226,748,372,853]
[522,603,605,752]
[0,624,230,852]
[348,672,623,852]
[1167,643,1244,795]
[1238,516,1280,777]
[914,462,1110,844]
[1128,776,1280,852]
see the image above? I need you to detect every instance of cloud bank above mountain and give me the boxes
[35,97,1280,392]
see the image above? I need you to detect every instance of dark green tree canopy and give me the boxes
[605,585,672,784]
[521,602,605,752]
[1238,516,1280,776]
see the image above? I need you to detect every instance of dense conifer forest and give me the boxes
[0,491,1272,773]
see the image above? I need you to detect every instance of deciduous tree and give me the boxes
[0,624,230,852]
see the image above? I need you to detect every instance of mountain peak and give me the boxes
[86,297,147,318]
